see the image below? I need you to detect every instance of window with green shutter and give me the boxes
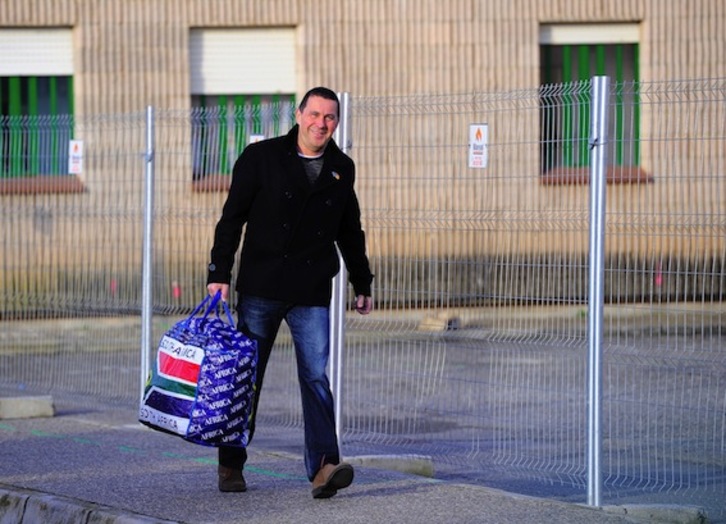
[188,28,297,190]
[539,24,650,184]
[191,94,296,190]
[0,75,74,179]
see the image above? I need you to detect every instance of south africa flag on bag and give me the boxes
[139,293,257,447]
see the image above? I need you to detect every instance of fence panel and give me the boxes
[0,112,147,403]
[0,80,724,518]
[345,79,725,517]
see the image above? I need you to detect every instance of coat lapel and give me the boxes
[283,149,311,191]
[312,159,343,192]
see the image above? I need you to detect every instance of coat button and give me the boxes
[282,223,290,230]
[285,191,293,199]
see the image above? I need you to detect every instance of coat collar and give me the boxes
[283,125,347,191]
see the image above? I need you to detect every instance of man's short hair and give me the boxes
[299,87,340,117]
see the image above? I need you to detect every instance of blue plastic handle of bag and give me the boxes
[220,299,235,326]
[186,291,235,327]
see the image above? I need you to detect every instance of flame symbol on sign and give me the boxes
[475,128,482,141]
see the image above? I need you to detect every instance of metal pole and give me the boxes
[330,92,351,452]
[587,76,609,507]
[140,105,155,403]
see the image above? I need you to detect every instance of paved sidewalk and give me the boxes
[0,398,708,524]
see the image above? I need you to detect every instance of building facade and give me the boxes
[1,0,724,309]
[0,0,723,115]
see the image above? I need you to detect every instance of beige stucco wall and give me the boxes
[1,0,724,111]
[1,1,724,305]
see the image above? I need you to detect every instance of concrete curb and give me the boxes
[0,396,54,420]
[602,504,709,524]
[347,454,435,478]
[0,485,178,524]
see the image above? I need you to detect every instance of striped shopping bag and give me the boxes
[139,292,257,447]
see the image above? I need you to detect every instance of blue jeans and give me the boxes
[218,295,340,481]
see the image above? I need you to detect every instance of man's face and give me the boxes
[295,95,339,156]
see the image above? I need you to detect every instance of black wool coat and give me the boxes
[207,125,373,306]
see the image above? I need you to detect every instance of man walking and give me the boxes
[206,86,373,498]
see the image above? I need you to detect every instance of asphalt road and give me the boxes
[0,398,698,524]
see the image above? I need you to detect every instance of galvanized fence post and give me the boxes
[140,105,155,403]
[330,92,351,453]
[587,76,609,507]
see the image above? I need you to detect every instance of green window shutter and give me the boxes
[50,76,60,174]
[233,95,246,159]
[28,76,38,115]
[562,46,573,167]
[49,76,57,113]
[251,95,262,135]
[577,45,590,167]
[199,95,210,176]
[1,74,73,177]
[67,76,74,117]
[8,77,22,176]
[28,76,39,174]
[192,93,296,180]
[540,42,640,174]
[272,93,281,137]
[596,45,606,75]
[615,45,624,165]
[217,95,229,174]
[8,76,21,115]
[541,46,552,85]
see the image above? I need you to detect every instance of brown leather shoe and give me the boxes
[218,465,247,492]
[311,462,354,499]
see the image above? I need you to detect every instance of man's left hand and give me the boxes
[353,295,373,315]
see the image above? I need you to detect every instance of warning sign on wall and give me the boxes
[468,124,488,169]
[68,140,84,174]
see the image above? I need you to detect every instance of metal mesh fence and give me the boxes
[0,79,724,518]
[1,112,148,403]
[343,78,725,515]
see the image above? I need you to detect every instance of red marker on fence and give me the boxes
[655,260,663,287]
[172,280,182,299]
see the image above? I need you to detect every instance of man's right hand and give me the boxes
[207,283,230,302]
